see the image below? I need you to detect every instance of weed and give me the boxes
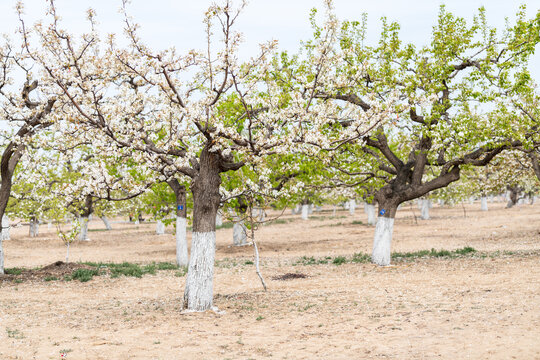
[70,268,99,282]
[155,262,178,270]
[332,256,347,265]
[352,220,364,225]
[44,276,58,282]
[256,315,264,321]
[244,260,254,265]
[175,268,187,277]
[4,267,23,275]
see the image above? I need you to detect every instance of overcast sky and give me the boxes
[0,0,538,77]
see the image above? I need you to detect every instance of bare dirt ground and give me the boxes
[0,201,539,359]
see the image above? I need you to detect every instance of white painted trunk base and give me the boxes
[29,220,39,237]
[215,212,223,227]
[372,217,394,266]
[349,199,356,216]
[366,204,376,226]
[156,220,165,235]
[420,199,430,220]
[2,215,10,241]
[101,216,112,230]
[176,217,188,267]
[308,204,314,214]
[481,197,488,211]
[80,217,90,241]
[184,231,216,311]
[0,232,4,274]
[301,205,309,220]
[233,220,247,246]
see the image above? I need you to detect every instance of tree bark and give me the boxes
[183,146,221,311]
[420,199,430,220]
[233,217,247,246]
[301,204,309,220]
[371,198,399,266]
[101,216,112,230]
[349,199,356,216]
[167,179,188,267]
[156,220,165,235]
[365,203,376,226]
[79,217,90,241]
[1,215,10,241]
[481,196,488,211]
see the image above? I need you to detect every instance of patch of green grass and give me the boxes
[108,262,147,278]
[4,267,23,275]
[332,256,347,265]
[256,316,264,321]
[88,228,109,232]
[295,247,478,266]
[44,276,58,282]
[175,267,188,277]
[352,253,370,263]
[155,262,178,270]
[352,220,364,225]
[70,268,99,282]
[244,260,254,265]
[455,246,477,255]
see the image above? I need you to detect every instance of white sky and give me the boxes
[0,0,538,77]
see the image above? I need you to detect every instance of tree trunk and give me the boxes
[176,216,188,266]
[372,216,395,266]
[420,199,430,220]
[365,203,376,226]
[167,180,188,268]
[101,216,112,230]
[79,217,90,241]
[301,204,309,220]
[372,200,398,266]
[233,217,247,246]
[2,215,10,241]
[183,147,221,311]
[481,196,488,211]
[156,220,165,235]
[215,211,223,227]
[0,230,4,274]
[349,199,356,216]
[29,217,39,237]
[506,187,518,208]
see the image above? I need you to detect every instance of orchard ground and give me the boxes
[1,202,539,359]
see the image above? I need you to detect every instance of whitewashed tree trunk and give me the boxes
[47,221,52,230]
[420,199,430,220]
[481,196,488,211]
[258,208,265,222]
[101,216,112,230]
[29,219,39,237]
[301,204,309,220]
[349,199,356,216]
[489,195,494,203]
[233,219,247,246]
[0,231,4,274]
[371,217,394,266]
[156,220,165,235]
[215,211,223,227]
[366,204,376,226]
[176,216,188,267]
[183,231,216,311]
[332,205,337,217]
[79,217,90,241]
[344,201,350,210]
[308,204,314,214]
[134,218,140,225]
[469,196,475,204]
[2,215,10,241]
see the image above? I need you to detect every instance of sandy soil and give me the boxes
[0,201,539,359]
